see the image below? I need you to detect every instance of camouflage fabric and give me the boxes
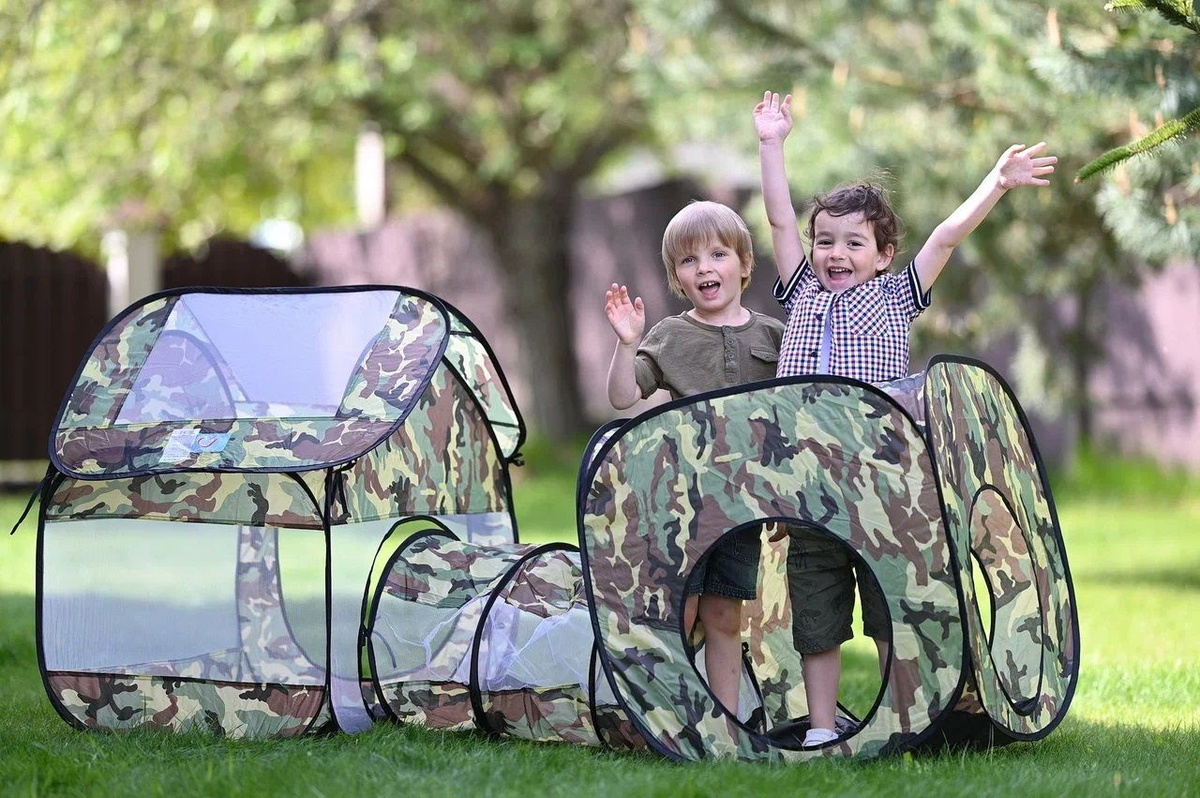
[379,534,532,610]
[53,290,449,477]
[589,645,650,751]
[336,363,508,525]
[363,519,459,625]
[593,704,650,751]
[52,526,326,688]
[43,472,324,529]
[483,687,598,745]
[580,380,962,762]
[157,296,252,403]
[923,357,1078,739]
[582,422,622,471]
[377,680,476,732]
[237,526,326,684]
[445,316,523,459]
[113,330,237,423]
[878,371,928,427]
[370,536,618,747]
[47,672,327,739]
[56,417,396,476]
[361,679,387,721]
[338,294,448,420]
[499,548,583,619]
[117,649,245,682]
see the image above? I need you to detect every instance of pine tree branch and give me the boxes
[1077,104,1200,181]
[1105,0,1200,34]
[1104,0,1156,13]
[1142,0,1200,33]
[1145,0,1200,34]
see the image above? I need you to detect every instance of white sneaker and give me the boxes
[803,727,839,746]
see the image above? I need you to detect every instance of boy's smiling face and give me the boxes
[811,211,895,293]
[673,237,751,324]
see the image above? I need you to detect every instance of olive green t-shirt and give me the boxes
[634,310,784,400]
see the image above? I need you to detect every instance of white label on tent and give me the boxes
[160,429,199,464]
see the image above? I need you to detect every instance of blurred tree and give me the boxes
[693,0,1156,444]
[0,0,657,441]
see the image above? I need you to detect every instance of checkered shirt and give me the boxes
[774,255,931,382]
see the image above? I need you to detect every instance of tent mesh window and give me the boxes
[42,507,328,737]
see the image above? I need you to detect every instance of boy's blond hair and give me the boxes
[660,201,755,299]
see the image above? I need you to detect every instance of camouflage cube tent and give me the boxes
[31,286,1078,759]
[35,286,527,737]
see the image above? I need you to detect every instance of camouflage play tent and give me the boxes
[32,285,1077,760]
[578,358,1079,761]
[34,286,527,737]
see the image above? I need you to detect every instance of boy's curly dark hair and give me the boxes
[805,182,905,260]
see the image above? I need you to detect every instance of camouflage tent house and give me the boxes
[35,286,528,738]
[33,284,1077,759]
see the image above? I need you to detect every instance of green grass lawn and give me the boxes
[2,450,1198,797]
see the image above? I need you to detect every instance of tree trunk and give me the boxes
[486,192,586,443]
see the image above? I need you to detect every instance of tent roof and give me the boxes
[51,286,523,478]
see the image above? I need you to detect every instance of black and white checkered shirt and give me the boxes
[774,255,931,382]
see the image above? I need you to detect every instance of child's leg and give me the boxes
[786,527,856,738]
[698,594,744,714]
[801,645,841,733]
[689,528,761,716]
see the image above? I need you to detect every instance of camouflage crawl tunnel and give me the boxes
[578,357,1079,761]
[359,516,650,749]
[34,286,526,737]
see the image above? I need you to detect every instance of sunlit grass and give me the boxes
[2,448,1198,796]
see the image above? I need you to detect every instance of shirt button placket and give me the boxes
[722,327,737,382]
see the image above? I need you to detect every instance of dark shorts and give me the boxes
[786,526,889,654]
[686,527,762,601]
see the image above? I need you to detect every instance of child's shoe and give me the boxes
[802,727,838,747]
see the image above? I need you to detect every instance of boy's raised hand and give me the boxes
[754,91,793,143]
[605,283,645,346]
[995,142,1058,190]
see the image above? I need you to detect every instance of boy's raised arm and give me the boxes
[605,283,645,411]
[914,142,1057,292]
[755,92,805,284]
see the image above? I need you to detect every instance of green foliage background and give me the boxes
[1,0,1196,439]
